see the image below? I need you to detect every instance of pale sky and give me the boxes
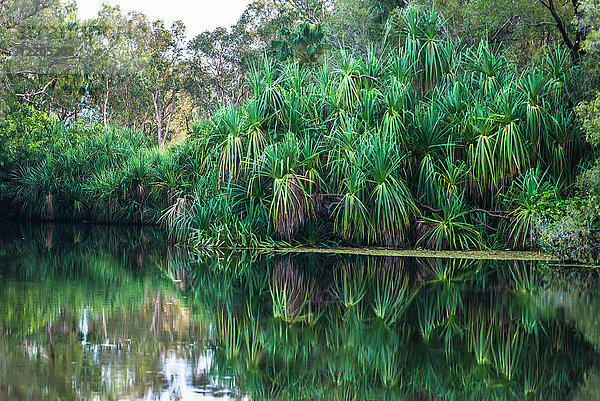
[76,0,253,38]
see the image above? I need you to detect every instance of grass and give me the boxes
[266,247,556,261]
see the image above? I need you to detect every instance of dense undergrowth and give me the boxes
[0,109,206,225]
[0,7,594,253]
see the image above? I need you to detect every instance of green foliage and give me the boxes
[413,0,580,66]
[504,169,558,250]
[575,92,600,147]
[535,164,600,264]
[1,3,593,254]
[0,118,209,225]
[0,104,54,169]
[166,7,584,250]
[271,22,325,64]
[417,194,484,251]
[536,197,600,264]
[534,85,600,263]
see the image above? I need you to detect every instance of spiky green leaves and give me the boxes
[503,169,557,249]
[367,138,417,246]
[334,169,371,243]
[386,6,449,91]
[260,139,312,239]
[520,70,548,155]
[467,41,508,96]
[417,194,483,250]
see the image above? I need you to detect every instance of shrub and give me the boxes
[535,161,600,264]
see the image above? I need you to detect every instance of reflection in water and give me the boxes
[0,222,600,400]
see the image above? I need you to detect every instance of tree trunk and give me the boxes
[539,0,586,63]
[103,76,110,127]
[164,92,176,146]
[153,94,163,149]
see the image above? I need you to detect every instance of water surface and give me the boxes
[1,223,599,400]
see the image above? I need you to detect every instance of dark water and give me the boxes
[1,223,600,400]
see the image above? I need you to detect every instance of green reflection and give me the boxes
[0,223,599,401]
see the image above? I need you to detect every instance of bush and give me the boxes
[0,104,53,170]
[536,201,600,264]
[535,164,600,264]
[1,117,207,224]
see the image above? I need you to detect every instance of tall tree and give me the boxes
[0,0,89,118]
[538,0,588,62]
[127,14,186,147]
[187,24,253,114]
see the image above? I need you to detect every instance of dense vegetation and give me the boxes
[176,29,588,250]
[1,0,600,260]
[0,105,205,224]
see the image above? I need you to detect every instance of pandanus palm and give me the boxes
[153,8,585,250]
[519,70,548,157]
[86,169,123,222]
[543,46,571,102]
[88,128,126,170]
[436,151,468,196]
[436,81,470,136]
[327,117,361,189]
[282,22,325,65]
[546,109,581,184]
[334,167,371,243]
[215,105,245,182]
[418,10,449,91]
[381,79,411,141]
[282,93,308,135]
[320,63,348,131]
[386,6,448,91]
[417,193,483,250]
[503,168,556,249]
[386,5,422,65]
[409,106,450,206]
[389,49,415,85]
[12,160,60,220]
[56,149,88,218]
[465,107,498,198]
[151,149,185,205]
[248,58,284,115]
[492,87,528,185]
[335,51,361,113]
[467,41,508,97]
[298,136,324,195]
[282,62,310,94]
[123,150,151,206]
[357,89,383,131]
[366,137,417,246]
[358,47,386,91]
[244,100,269,163]
[260,138,311,239]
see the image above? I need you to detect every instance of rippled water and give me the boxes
[1,222,599,400]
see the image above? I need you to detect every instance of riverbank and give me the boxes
[267,246,557,261]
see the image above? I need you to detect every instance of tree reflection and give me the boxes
[0,223,599,400]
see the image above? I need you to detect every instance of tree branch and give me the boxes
[3,0,51,30]
[490,16,518,42]
[15,77,57,101]
[538,0,583,62]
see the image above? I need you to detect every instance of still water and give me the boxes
[0,223,600,400]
